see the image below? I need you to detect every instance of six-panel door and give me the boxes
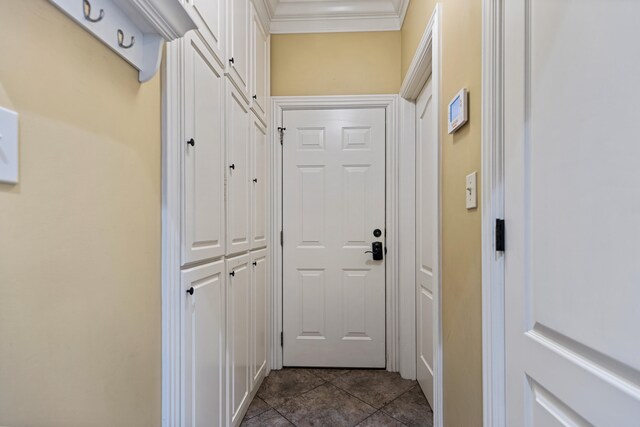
[182,260,226,427]
[226,81,251,255]
[226,254,251,426]
[250,115,267,249]
[182,32,226,266]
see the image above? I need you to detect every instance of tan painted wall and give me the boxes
[271,31,402,95]
[0,2,161,426]
[402,1,484,425]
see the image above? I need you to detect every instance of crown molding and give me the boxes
[267,0,409,34]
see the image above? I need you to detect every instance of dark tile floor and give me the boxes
[241,369,433,427]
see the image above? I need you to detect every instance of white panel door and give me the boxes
[226,254,251,426]
[250,249,268,389]
[250,3,268,123]
[250,116,267,249]
[415,77,436,408]
[226,80,251,255]
[182,260,225,427]
[182,33,225,265]
[504,1,640,425]
[185,0,225,63]
[282,108,386,367]
[227,0,250,101]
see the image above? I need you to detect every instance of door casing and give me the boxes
[270,95,403,372]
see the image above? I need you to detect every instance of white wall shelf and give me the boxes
[50,0,197,82]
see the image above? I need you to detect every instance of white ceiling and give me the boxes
[264,0,410,34]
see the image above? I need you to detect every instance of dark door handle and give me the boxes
[253,178,258,183]
[229,57,235,64]
[187,138,195,147]
[186,287,194,295]
[365,242,384,261]
[229,164,235,170]
[253,94,257,100]
[229,271,235,277]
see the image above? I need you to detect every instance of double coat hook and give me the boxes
[117,29,135,49]
[82,0,104,22]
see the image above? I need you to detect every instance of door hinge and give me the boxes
[280,230,283,246]
[280,332,283,347]
[277,127,286,145]
[495,218,505,252]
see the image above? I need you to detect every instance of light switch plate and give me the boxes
[466,171,477,209]
[0,107,19,184]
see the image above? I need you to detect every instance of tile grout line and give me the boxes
[356,410,410,427]
[327,375,415,413]
[379,384,435,426]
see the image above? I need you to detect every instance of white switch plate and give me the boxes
[466,171,477,209]
[0,107,19,184]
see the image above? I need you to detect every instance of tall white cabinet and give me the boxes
[169,2,270,426]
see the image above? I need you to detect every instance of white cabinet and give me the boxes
[226,254,251,426]
[182,260,226,427]
[250,249,268,389]
[183,0,226,65]
[227,0,250,101]
[226,80,252,256]
[250,116,268,249]
[250,4,268,123]
[182,32,226,265]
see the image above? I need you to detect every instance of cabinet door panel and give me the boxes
[250,5,268,122]
[187,0,225,63]
[251,117,267,249]
[251,249,268,388]
[226,81,251,255]
[183,260,225,427]
[226,254,251,426]
[183,34,225,265]
[227,0,250,100]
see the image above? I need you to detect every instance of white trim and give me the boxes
[269,95,402,372]
[270,16,405,34]
[481,0,506,426]
[398,6,443,427]
[161,38,184,427]
[266,0,409,33]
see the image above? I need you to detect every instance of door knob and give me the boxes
[365,242,384,261]
[186,287,194,295]
[187,138,195,147]
[229,164,235,170]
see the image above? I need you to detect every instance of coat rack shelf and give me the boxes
[50,0,196,82]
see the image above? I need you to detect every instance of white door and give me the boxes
[250,249,268,389]
[415,77,436,407]
[182,33,225,265]
[227,0,249,100]
[250,116,267,249]
[226,254,251,426]
[186,0,224,62]
[226,81,251,255]
[250,4,268,122]
[182,260,225,427]
[282,108,386,368]
[504,1,640,425]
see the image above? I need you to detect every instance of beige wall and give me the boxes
[0,2,161,426]
[271,31,402,95]
[402,1,484,425]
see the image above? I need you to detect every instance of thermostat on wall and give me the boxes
[448,88,468,134]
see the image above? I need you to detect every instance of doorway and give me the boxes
[281,107,387,367]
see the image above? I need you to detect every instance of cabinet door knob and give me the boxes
[229,164,235,170]
[187,138,195,147]
[229,57,235,64]
[253,178,258,183]
[252,94,257,100]
[186,287,194,295]
[252,261,257,266]
[230,271,235,277]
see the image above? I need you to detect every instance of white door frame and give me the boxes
[398,5,443,427]
[481,0,506,426]
[270,95,405,372]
